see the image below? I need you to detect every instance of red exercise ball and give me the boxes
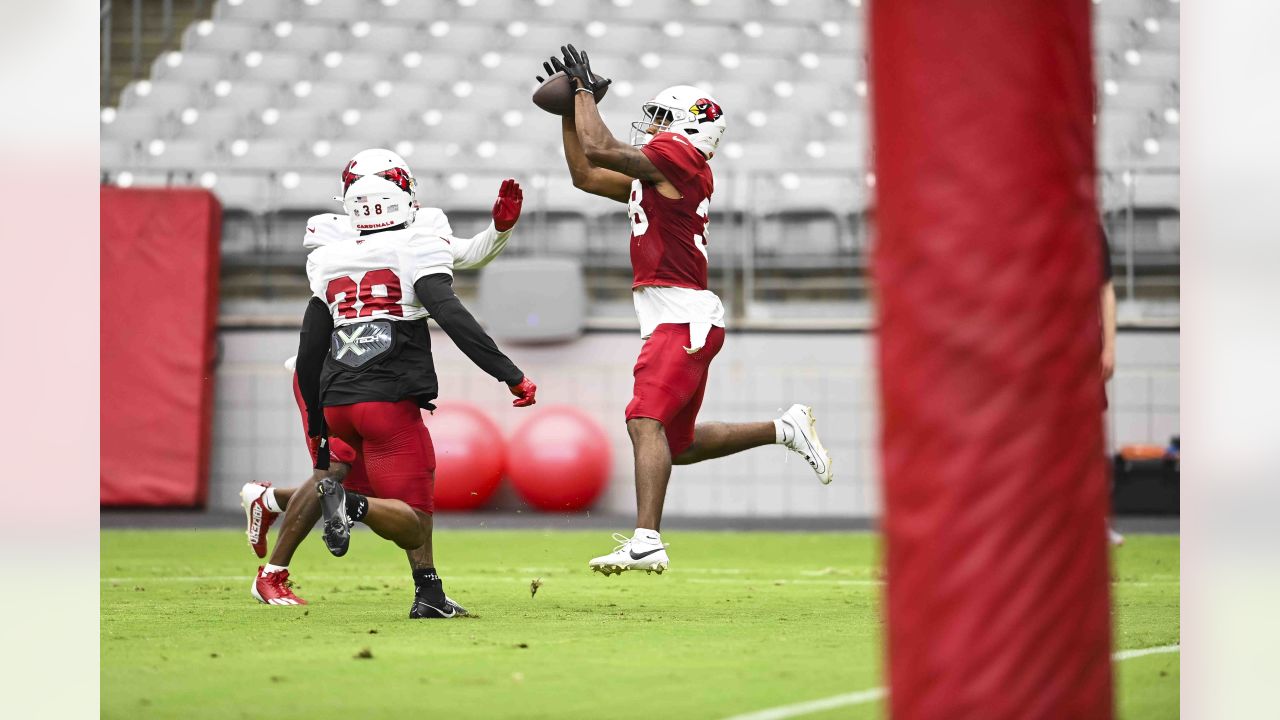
[506,405,611,512]
[421,402,506,511]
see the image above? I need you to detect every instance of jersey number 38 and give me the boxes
[325,269,404,319]
[629,182,710,260]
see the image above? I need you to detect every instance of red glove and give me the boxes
[492,178,523,232]
[509,376,537,407]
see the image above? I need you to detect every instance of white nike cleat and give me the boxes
[589,533,670,576]
[780,404,834,484]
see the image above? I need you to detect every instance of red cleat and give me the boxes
[251,567,308,606]
[240,482,278,559]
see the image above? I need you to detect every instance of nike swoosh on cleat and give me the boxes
[793,419,827,474]
[629,547,665,560]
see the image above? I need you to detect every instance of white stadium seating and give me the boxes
[101,0,1178,225]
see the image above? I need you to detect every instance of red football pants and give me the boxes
[292,374,373,496]
[323,400,437,514]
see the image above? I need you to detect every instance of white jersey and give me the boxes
[306,227,453,328]
[303,209,510,270]
[285,211,514,369]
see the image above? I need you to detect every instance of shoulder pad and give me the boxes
[413,207,453,237]
[303,213,353,249]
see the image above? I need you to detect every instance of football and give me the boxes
[531,71,610,116]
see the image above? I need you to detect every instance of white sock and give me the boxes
[774,418,793,444]
[633,528,662,545]
[262,564,287,575]
[262,488,282,513]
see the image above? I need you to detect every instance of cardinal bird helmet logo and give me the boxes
[690,98,723,124]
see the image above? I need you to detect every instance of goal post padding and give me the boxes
[101,187,221,507]
[870,2,1114,718]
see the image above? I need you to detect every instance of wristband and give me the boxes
[574,86,595,95]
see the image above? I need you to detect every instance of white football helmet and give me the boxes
[339,148,418,231]
[629,85,727,158]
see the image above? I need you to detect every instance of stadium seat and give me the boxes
[176,107,248,141]
[466,142,552,171]
[414,108,495,144]
[276,171,342,212]
[595,0,679,22]
[1123,51,1179,82]
[272,22,349,54]
[760,0,847,21]
[664,22,732,54]
[400,59,468,94]
[101,139,133,171]
[435,173,519,213]
[222,138,302,171]
[497,21,576,53]
[391,141,467,177]
[239,51,314,83]
[348,22,422,54]
[420,22,497,54]
[472,51,550,83]
[800,141,864,172]
[151,50,228,84]
[256,108,331,141]
[334,109,411,145]
[379,0,446,23]
[215,0,295,23]
[183,19,266,53]
[292,80,360,112]
[140,139,215,171]
[630,53,712,84]
[101,108,163,142]
[299,139,369,172]
[212,80,288,113]
[685,0,767,23]
[322,52,401,83]
[295,0,370,23]
[1103,80,1176,112]
[119,80,198,112]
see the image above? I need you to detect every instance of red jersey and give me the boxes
[630,132,714,290]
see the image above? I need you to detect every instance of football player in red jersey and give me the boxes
[545,45,834,575]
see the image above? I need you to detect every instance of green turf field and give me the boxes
[101,529,1178,719]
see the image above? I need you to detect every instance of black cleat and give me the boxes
[316,476,352,557]
[409,595,468,619]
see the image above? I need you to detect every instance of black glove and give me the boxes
[557,44,611,95]
[535,60,556,84]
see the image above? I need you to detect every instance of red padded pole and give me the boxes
[870,2,1113,718]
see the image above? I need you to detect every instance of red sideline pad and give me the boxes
[101,187,221,507]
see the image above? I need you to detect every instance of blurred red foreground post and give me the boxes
[870,2,1113,718]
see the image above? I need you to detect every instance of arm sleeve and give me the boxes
[641,132,705,193]
[414,273,524,385]
[451,220,513,270]
[296,296,333,445]
[1098,224,1113,283]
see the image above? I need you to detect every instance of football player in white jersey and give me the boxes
[248,149,536,617]
[240,168,523,606]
